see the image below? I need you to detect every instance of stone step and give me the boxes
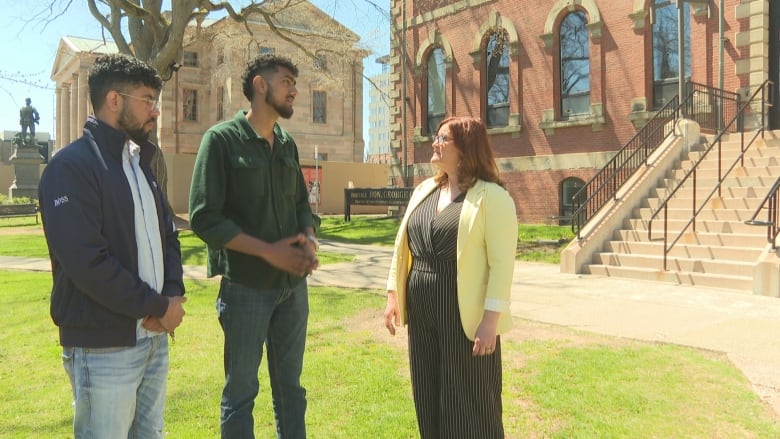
[652,185,766,200]
[642,196,763,211]
[632,206,755,222]
[669,165,780,180]
[627,217,764,235]
[688,142,780,166]
[613,229,768,247]
[660,175,773,190]
[679,155,780,172]
[580,132,780,290]
[585,264,752,292]
[604,240,763,261]
[591,252,753,277]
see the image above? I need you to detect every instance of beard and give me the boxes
[119,105,154,144]
[266,90,294,119]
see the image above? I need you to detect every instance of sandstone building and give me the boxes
[49,3,372,212]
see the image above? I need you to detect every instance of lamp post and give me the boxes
[677,0,685,113]
[677,0,709,115]
[314,144,319,214]
[400,0,408,187]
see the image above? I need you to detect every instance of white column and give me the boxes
[78,68,89,125]
[54,86,62,149]
[61,83,71,146]
[70,73,79,143]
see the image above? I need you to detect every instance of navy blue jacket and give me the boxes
[39,116,185,348]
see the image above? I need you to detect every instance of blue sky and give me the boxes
[0,0,389,147]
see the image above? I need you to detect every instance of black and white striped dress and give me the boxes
[405,187,504,439]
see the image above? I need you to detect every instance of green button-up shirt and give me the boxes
[189,111,317,289]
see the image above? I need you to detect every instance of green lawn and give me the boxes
[1,270,777,437]
[0,216,574,264]
[0,228,354,267]
[1,217,778,437]
[318,215,574,263]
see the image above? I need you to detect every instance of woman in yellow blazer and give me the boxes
[384,116,517,438]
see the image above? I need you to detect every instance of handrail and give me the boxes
[745,176,780,250]
[647,80,772,270]
[570,81,740,238]
[570,93,681,238]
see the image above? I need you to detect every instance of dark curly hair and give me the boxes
[88,53,162,111]
[242,54,299,101]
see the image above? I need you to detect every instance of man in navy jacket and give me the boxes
[39,53,186,438]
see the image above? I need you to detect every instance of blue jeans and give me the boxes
[217,278,309,439]
[62,334,169,438]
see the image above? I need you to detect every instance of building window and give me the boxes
[652,0,691,109]
[216,47,224,65]
[216,86,225,121]
[559,177,586,225]
[260,46,275,55]
[313,54,327,71]
[559,11,590,120]
[313,90,327,124]
[485,30,510,128]
[183,89,198,121]
[183,51,199,67]
[426,47,446,135]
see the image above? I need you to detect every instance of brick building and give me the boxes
[388,0,779,223]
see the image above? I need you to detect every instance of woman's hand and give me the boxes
[472,310,500,356]
[384,291,400,335]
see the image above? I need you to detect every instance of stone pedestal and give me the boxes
[9,141,42,200]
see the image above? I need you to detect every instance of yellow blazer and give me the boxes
[386,178,517,340]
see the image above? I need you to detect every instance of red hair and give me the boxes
[433,116,504,191]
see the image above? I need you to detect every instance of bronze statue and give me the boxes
[20,97,40,140]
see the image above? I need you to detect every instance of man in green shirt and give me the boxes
[189,54,319,439]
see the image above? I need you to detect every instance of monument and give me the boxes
[8,99,44,199]
[20,98,40,140]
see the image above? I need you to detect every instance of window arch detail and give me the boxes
[631,0,649,29]
[539,1,605,134]
[469,11,523,135]
[631,0,708,30]
[470,11,521,63]
[426,48,447,135]
[413,30,454,139]
[560,11,591,120]
[541,0,602,49]
[485,31,511,127]
[414,29,454,69]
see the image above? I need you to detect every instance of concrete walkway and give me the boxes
[4,240,780,415]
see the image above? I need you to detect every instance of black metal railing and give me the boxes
[647,80,773,270]
[569,95,680,237]
[570,81,743,238]
[745,176,780,250]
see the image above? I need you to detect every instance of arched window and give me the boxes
[559,11,590,120]
[560,177,586,225]
[426,48,446,134]
[485,30,510,127]
[652,0,691,109]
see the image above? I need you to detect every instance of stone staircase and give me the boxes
[584,130,780,292]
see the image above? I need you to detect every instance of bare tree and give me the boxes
[32,0,382,214]
[33,0,384,80]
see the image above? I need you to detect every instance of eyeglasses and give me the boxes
[433,135,450,144]
[118,92,160,111]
